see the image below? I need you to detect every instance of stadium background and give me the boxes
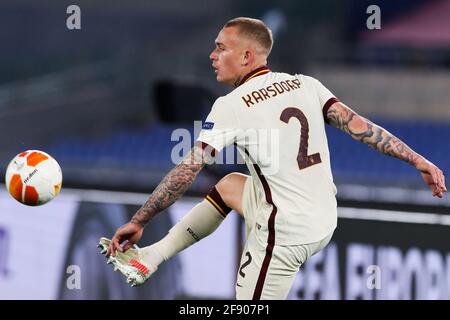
[0,0,449,299]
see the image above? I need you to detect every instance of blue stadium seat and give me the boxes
[47,120,450,187]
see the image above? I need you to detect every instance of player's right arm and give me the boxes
[106,96,235,256]
[325,101,447,198]
[107,142,215,256]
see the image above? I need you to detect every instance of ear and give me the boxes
[241,49,254,66]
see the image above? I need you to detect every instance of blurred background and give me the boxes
[0,0,449,300]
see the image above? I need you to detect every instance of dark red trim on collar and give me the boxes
[237,66,271,87]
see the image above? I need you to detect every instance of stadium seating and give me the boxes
[46,119,449,189]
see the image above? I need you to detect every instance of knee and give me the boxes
[214,172,247,210]
[216,173,245,195]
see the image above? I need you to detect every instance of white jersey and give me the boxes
[197,67,338,245]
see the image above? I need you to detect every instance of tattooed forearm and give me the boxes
[327,103,421,166]
[131,144,214,226]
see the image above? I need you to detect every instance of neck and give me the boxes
[234,64,269,87]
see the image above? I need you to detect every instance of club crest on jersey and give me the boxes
[202,122,215,130]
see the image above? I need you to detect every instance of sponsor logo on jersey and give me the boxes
[202,122,215,130]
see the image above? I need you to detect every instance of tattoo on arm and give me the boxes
[326,103,420,166]
[131,144,215,226]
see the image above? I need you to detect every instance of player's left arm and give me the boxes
[325,101,447,198]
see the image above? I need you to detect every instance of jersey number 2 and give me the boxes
[280,107,321,170]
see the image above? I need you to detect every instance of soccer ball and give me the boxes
[5,150,63,206]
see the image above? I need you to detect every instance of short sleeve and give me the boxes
[196,97,241,152]
[309,77,340,123]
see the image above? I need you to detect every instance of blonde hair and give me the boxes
[224,17,273,56]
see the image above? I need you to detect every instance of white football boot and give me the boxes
[98,237,156,287]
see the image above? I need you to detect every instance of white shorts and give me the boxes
[237,176,333,300]
[241,175,262,238]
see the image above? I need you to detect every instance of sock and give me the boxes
[140,187,232,268]
[139,245,164,273]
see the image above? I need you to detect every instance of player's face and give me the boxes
[210,27,245,86]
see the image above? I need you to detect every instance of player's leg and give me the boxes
[235,174,335,299]
[235,230,299,300]
[99,172,249,286]
[235,231,334,299]
[235,173,271,299]
[235,230,267,299]
[150,172,248,260]
[214,172,248,215]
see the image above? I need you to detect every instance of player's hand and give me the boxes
[415,158,447,198]
[107,222,144,257]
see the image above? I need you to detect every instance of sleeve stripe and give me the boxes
[322,97,339,124]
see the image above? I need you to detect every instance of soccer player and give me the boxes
[98,17,447,299]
